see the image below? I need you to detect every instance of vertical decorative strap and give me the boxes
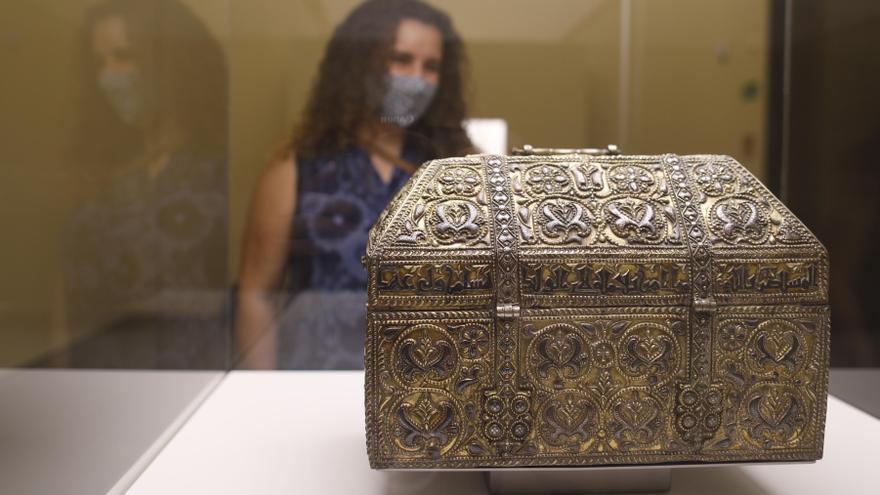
[662,154,727,450]
[482,154,532,456]
[661,154,715,382]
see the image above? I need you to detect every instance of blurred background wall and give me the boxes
[0,0,771,366]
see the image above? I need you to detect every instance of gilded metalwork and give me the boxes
[364,151,829,469]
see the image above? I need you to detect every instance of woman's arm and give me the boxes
[235,154,298,369]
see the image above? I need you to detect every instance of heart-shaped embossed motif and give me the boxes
[633,336,665,364]
[410,393,443,430]
[541,200,590,243]
[607,201,656,233]
[399,333,455,382]
[434,202,481,239]
[553,396,590,431]
[618,205,641,223]
[758,390,793,427]
[545,334,576,367]
[716,200,761,239]
[445,205,469,227]
[728,202,757,226]
[618,396,657,429]
[548,202,578,225]
[410,337,445,370]
[554,410,586,432]
[760,331,796,363]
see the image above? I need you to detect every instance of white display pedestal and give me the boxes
[0,369,221,495]
[128,371,880,495]
[488,467,671,494]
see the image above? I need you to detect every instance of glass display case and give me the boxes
[0,0,877,493]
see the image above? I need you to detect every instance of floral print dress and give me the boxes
[277,143,425,369]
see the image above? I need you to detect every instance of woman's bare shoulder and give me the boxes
[262,150,298,186]
[254,150,298,201]
[245,150,300,225]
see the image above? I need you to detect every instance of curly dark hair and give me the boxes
[72,0,227,183]
[290,0,473,161]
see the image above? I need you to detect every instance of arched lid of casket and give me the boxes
[365,152,828,308]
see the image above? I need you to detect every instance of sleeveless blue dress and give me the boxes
[277,143,426,369]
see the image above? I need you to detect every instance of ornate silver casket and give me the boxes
[363,149,829,469]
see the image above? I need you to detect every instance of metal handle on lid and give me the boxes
[511,144,621,156]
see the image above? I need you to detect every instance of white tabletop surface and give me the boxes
[128,371,880,495]
[0,369,222,495]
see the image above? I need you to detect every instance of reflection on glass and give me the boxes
[0,0,230,491]
[235,0,473,369]
[51,0,228,369]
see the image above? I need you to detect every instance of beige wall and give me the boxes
[626,0,769,180]
[0,0,83,365]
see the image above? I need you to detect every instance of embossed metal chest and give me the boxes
[364,150,829,469]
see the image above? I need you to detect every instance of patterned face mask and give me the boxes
[98,69,142,126]
[379,74,437,128]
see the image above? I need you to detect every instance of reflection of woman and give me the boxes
[58,0,227,368]
[237,0,473,369]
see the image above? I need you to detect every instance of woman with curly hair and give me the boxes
[236,0,473,369]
